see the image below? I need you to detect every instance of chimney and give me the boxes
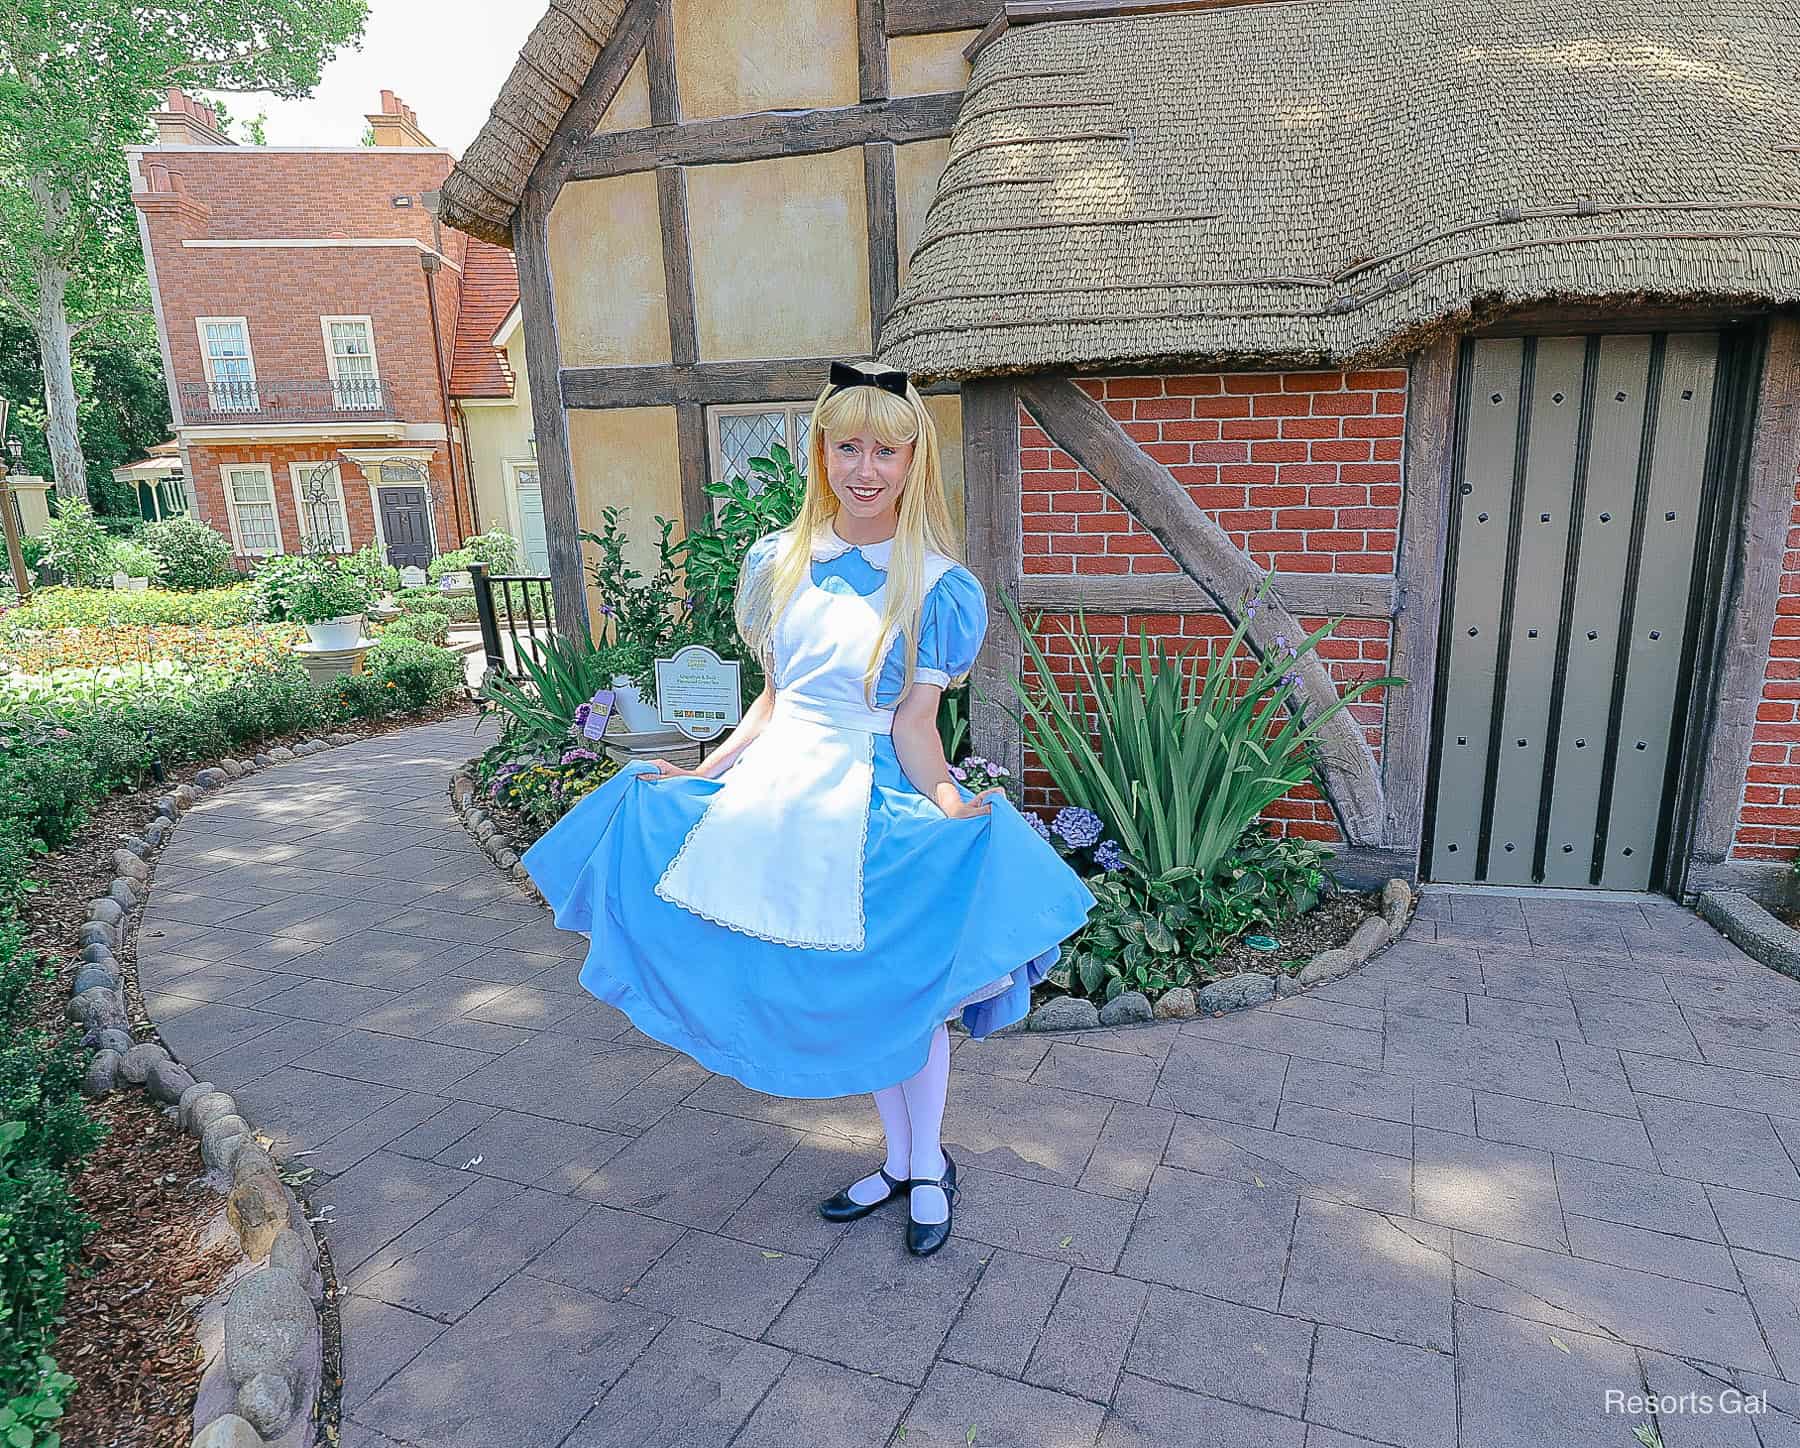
[149,87,235,146]
[366,90,435,147]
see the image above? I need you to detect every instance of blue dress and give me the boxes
[522,522,1098,1099]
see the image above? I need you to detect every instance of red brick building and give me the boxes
[131,89,522,569]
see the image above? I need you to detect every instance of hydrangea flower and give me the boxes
[1025,810,1052,841]
[963,754,990,770]
[1095,839,1127,872]
[949,765,967,781]
[1052,805,1104,848]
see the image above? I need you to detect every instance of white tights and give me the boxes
[845,1022,952,1224]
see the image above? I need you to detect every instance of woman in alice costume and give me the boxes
[523,360,1097,1257]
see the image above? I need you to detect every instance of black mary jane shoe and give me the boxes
[906,1151,959,1258]
[819,1165,908,1223]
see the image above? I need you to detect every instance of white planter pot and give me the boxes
[304,615,366,651]
[611,676,663,733]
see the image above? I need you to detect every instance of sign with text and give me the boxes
[581,688,616,741]
[654,644,742,741]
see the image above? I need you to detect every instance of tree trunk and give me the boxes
[33,257,88,501]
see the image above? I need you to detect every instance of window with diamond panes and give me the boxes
[710,405,812,499]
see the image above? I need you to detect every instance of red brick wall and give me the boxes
[1015,369,1406,843]
[188,440,454,562]
[1734,459,1800,860]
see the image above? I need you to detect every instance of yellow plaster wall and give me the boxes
[594,52,651,132]
[686,149,871,362]
[460,329,534,544]
[547,173,671,368]
[673,0,859,119]
[567,406,685,630]
[894,138,951,289]
[924,394,966,545]
[889,30,977,95]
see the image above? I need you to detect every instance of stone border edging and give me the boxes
[69,734,365,1448]
[1697,889,1800,981]
[442,754,1419,1038]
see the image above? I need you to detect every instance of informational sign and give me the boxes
[654,644,742,741]
[582,688,617,741]
[399,565,428,589]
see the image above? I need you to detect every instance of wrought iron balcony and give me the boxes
[179,376,395,425]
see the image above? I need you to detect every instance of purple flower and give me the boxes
[949,765,967,781]
[681,595,695,611]
[1025,811,1052,841]
[1282,670,1300,688]
[599,602,616,617]
[963,754,990,770]
[561,746,599,765]
[572,702,592,736]
[1095,839,1127,871]
[1052,805,1104,849]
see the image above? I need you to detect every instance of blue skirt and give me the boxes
[521,741,1098,1098]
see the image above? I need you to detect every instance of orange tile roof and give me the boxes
[449,237,519,398]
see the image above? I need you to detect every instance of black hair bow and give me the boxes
[829,360,910,397]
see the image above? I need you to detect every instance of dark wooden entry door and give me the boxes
[1423,332,1725,890]
[378,487,433,569]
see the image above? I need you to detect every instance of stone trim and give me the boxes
[1696,889,1800,983]
[69,734,366,1448]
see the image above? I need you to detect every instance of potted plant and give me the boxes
[255,552,375,648]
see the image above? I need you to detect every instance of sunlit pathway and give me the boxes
[140,722,1800,1447]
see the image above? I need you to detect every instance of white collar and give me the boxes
[810,519,897,565]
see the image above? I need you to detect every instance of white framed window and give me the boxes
[708,403,813,499]
[222,464,283,556]
[288,461,351,553]
[320,315,380,409]
[197,317,257,412]
[507,461,549,574]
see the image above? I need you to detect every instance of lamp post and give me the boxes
[0,419,29,602]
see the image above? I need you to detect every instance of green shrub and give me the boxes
[0,728,96,854]
[107,540,162,583]
[253,553,375,625]
[480,632,618,753]
[0,585,257,633]
[142,517,236,591]
[359,636,464,715]
[379,612,450,647]
[429,529,519,583]
[38,503,115,588]
[394,587,477,624]
[345,542,399,599]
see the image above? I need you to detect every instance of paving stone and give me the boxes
[425,1107,629,1192]
[1453,1230,1776,1373]
[1279,1059,1413,1125]
[904,1361,1107,1448]
[1557,1039,1642,1115]
[1119,1166,1298,1309]
[310,1149,479,1275]
[1573,993,1704,1059]
[1563,1213,1741,1289]
[1187,1008,1383,1069]
[1638,1352,1767,1448]
[289,1027,495,1096]
[577,1106,799,1230]
[1123,1284,1312,1416]
[939,1070,1114,1187]
[948,1033,1052,1081]
[1412,1126,1566,1249]
[683,1074,883,1143]
[184,1016,351,1083]
[1380,1014,1573,1105]
[1100,1374,1304,1448]
[1022,1267,1148,1402]
[1150,1035,1289,1127]
[1030,1041,1161,1104]
[254,977,403,1026]
[1553,1155,1723,1241]
[1636,1095,1800,1198]
[525,1204,687,1300]
[1706,1183,1800,1260]
[1165,1116,1413,1215]
[356,1273,666,1448]
[1269,1101,1412,1159]
[1472,1090,1658,1169]
[1079,1103,1176,1198]
[622,1228,816,1337]
[1453,1302,1643,1448]
[337,1293,445,1412]
[765,1214,984,1386]
[446,1036,674,1126]
[929,1166,1141,1274]
[1733,1249,1800,1380]
[718,1135,867,1257]
[298,1092,458,1179]
[731,1354,913,1448]
[1302,1326,1454,1448]
[350,1179,589,1322]
[1279,1199,1453,1352]
[941,1250,1070,1378]
[1624,1050,1800,1121]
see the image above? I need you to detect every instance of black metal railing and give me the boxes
[470,562,557,679]
[179,376,395,425]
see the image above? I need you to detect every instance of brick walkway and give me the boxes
[142,722,1800,1447]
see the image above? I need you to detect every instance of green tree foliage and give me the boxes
[0,0,370,499]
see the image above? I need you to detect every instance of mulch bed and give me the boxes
[1203,887,1385,981]
[18,701,474,1448]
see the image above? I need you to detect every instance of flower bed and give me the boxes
[0,622,301,678]
[0,584,259,633]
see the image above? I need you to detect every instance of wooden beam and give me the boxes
[1688,317,1800,870]
[656,169,697,367]
[962,378,1025,777]
[645,0,680,127]
[564,92,963,181]
[888,0,999,33]
[859,0,892,101]
[675,401,711,535]
[537,0,661,194]
[563,358,960,408]
[865,141,901,341]
[1016,570,1396,619]
[1019,375,1388,844]
[1383,336,1459,862]
[513,185,590,643]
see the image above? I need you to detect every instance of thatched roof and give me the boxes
[437,0,630,247]
[880,0,1800,379]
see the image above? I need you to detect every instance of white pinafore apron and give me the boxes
[652,560,918,951]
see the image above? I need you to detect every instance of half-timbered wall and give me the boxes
[512,0,986,632]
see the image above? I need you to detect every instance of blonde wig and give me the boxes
[735,360,966,710]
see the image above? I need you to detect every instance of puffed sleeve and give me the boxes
[914,565,988,688]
